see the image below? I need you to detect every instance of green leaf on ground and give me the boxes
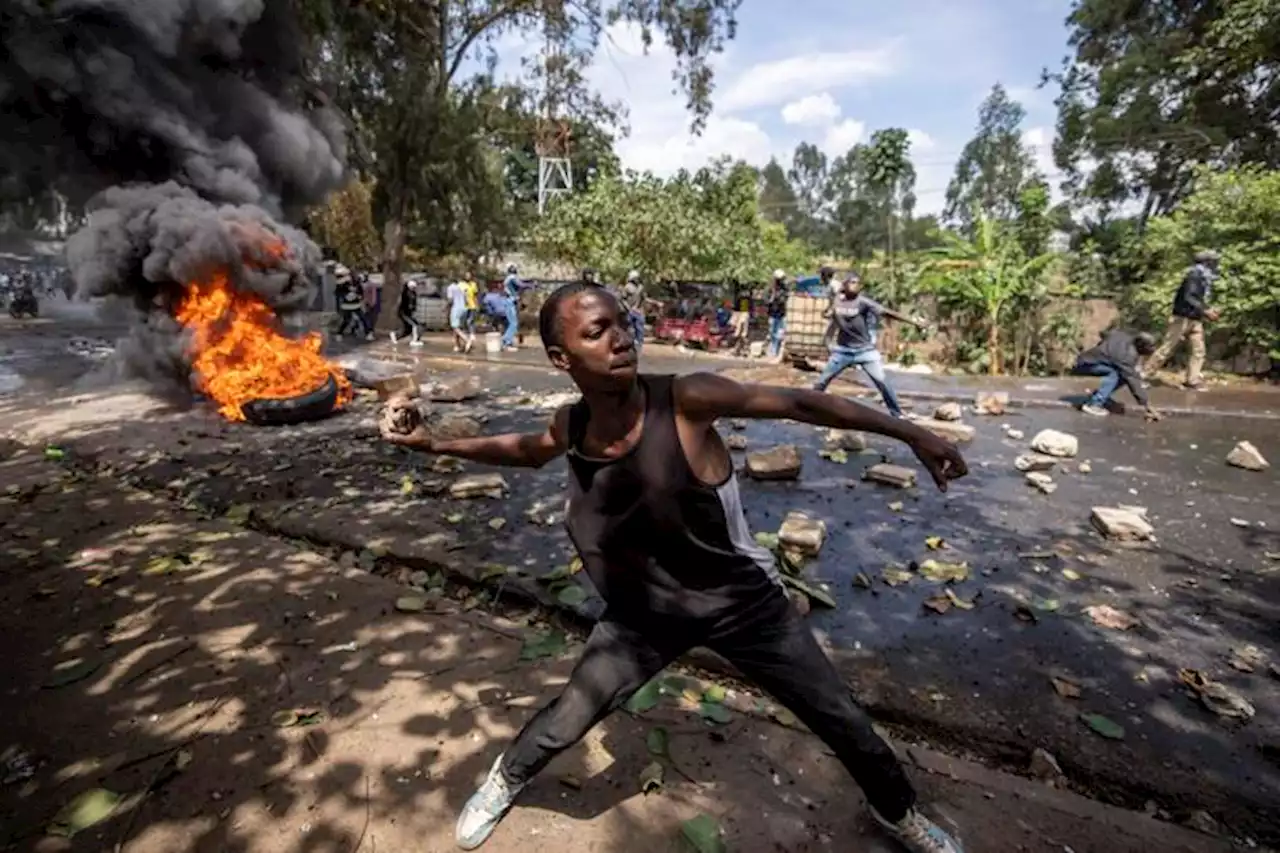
[945,588,976,610]
[647,726,670,757]
[478,564,509,582]
[781,574,837,608]
[541,564,573,582]
[47,787,121,837]
[639,760,665,794]
[400,475,414,495]
[702,684,727,704]
[1080,713,1125,740]
[44,446,65,461]
[659,674,690,696]
[426,572,446,589]
[699,701,733,725]
[753,532,779,551]
[395,595,429,613]
[818,448,848,464]
[556,584,587,607]
[925,536,946,550]
[1062,569,1082,581]
[223,504,252,524]
[488,517,506,530]
[882,566,914,587]
[44,657,101,688]
[680,814,727,853]
[520,630,568,661]
[625,679,663,714]
[1035,598,1061,612]
[445,513,465,524]
[918,559,970,583]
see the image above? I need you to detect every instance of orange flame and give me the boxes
[175,270,352,421]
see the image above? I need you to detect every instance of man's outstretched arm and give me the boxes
[383,405,571,469]
[675,372,968,491]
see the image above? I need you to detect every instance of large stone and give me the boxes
[1025,471,1057,495]
[373,373,420,400]
[1029,748,1065,783]
[379,394,423,435]
[1091,506,1154,541]
[914,417,976,444]
[725,434,748,451]
[1226,440,1269,472]
[1031,429,1079,458]
[745,445,802,480]
[430,374,483,402]
[428,413,483,441]
[933,402,963,421]
[1015,454,1056,472]
[449,473,508,499]
[778,511,827,556]
[863,463,917,488]
[823,429,868,452]
[974,391,1010,415]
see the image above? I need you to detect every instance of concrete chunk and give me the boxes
[823,429,868,452]
[778,511,827,556]
[1015,454,1057,472]
[373,373,420,400]
[933,402,963,421]
[430,374,483,402]
[1031,429,1079,458]
[449,473,508,499]
[863,463,917,488]
[914,417,976,444]
[1025,471,1057,494]
[974,391,1009,415]
[1226,440,1269,472]
[1091,506,1154,541]
[745,445,802,480]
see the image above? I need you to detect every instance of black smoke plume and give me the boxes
[0,0,347,392]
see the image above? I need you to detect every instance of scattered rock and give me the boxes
[974,391,1009,415]
[1028,748,1065,783]
[1085,604,1139,631]
[379,394,422,436]
[1025,472,1056,495]
[1077,462,1092,474]
[745,445,802,480]
[730,419,747,430]
[1015,454,1056,473]
[373,373,420,400]
[823,429,868,452]
[449,473,508,499]
[933,402,963,421]
[1090,506,1154,541]
[430,374,483,402]
[1179,668,1256,720]
[1226,440,1269,472]
[748,341,768,359]
[1031,429,1079,458]
[863,463,917,489]
[1228,644,1268,673]
[725,434,748,451]
[1006,429,1024,440]
[1184,810,1221,837]
[778,511,827,557]
[428,413,483,441]
[912,417,975,444]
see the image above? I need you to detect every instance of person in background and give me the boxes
[461,272,480,350]
[503,264,531,349]
[482,285,513,346]
[446,277,472,353]
[715,301,731,330]
[390,278,423,347]
[765,269,788,360]
[728,281,753,354]
[1141,249,1220,390]
[335,265,368,339]
[1074,329,1162,420]
[361,271,381,341]
[620,270,647,350]
[813,273,927,418]
[819,264,838,316]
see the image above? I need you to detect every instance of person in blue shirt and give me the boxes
[501,264,530,351]
[482,287,513,345]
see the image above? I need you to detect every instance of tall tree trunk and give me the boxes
[987,310,1002,375]
[377,214,406,331]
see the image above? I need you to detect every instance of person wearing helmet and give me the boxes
[1141,249,1221,390]
[765,269,789,360]
[813,272,927,418]
[620,270,647,350]
[333,265,368,339]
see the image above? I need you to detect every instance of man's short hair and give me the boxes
[539,280,609,348]
[1134,332,1157,353]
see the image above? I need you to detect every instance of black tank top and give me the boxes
[564,374,782,622]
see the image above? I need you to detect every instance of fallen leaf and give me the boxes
[395,595,428,613]
[1051,676,1082,699]
[478,564,510,582]
[1178,668,1256,720]
[882,566,914,587]
[223,503,252,524]
[1081,713,1125,740]
[445,512,465,524]
[699,701,733,725]
[556,585,587,607]
[488,517,506,530]
[918,559,970,583]
[1035,598,1061,612]
[781,574,836,608]
[945,588,975,610]
[1062,569,1082,581]
[558,774,582,790]
[646,726,670,757]
[852,572,873,589]
[818,448,848,464]
[703,684,727,704]
[639,760,665,794]
[520,631,568,661]
[1086,604,1139,631]
[47,787,121,837]
[271,708,325,727]
[923,594,952,614]
[753,532,779,551]
[770,706,800,728]
[625,679,663,713]
[400,476,414,495]
[925,536,946,550]
[143,555,188,576]
[44,446,66,461]
[681,814,727,853]
[44,657,101,688]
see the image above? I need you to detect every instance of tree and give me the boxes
[862,128,916,278]
[786,142,831,247]
[944,84,1039,232]
[1049,0,1280,220]
[925,213,1055,375]
[1013,177,1052,258]
[308,176,382,270]
[1130,165,1280,365]
[758,158,802,234]
[298,0,742,324]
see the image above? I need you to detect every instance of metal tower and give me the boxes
[534,38,572,215]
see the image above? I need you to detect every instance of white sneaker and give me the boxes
[1080,403,1109,417]
[410,339,424,348]
[464,335,475,354]
[503,345,518,352]
[872,807,965,853]
[390,332,399,344]
[455,754,525,850]
[365,332,375,341]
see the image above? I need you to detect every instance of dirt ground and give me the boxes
[0,437,1246,853]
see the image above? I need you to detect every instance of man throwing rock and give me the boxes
[1073,328,1162,420]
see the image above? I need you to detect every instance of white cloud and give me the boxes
[619,116,776,174]
[719,46,899,111]
[823,119,866,156]
[907,129,936,152]
[781,93,842,126]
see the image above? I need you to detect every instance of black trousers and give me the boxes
[338,308,368,336]
[499,586,916,821]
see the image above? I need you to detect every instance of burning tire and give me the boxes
[240,373,341,426]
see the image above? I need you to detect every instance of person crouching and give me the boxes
[1073,329,1161,421]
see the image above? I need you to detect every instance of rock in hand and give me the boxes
[380,393,423,436]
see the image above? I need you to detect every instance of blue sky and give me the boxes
[494,0,1074,214]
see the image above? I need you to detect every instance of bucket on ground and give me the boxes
[485,332,501,358]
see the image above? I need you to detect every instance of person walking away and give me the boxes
[1074,329,1162,420]
[503,264,530,349]
[461,272,480,352]
[390,279,423,347]
[1142,250,1220,390]
[380,281,969,853]
[812,273,926,418]
[361,271,381,341]
[728,281,753,354]
[766,269,788,360]
[335,266,368,339]
[446,278,470,352]
[620,270,647,350]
